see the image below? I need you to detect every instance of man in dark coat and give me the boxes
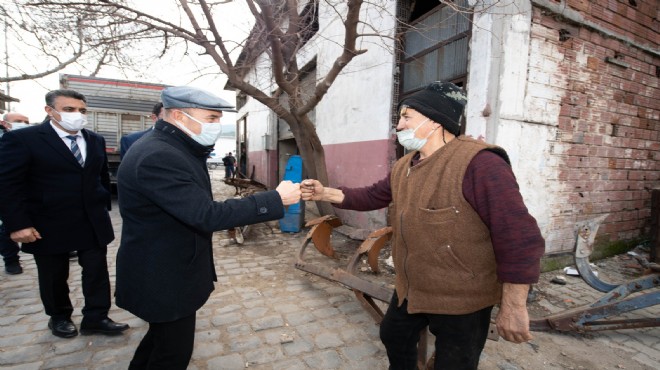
[119,102,163,159]
[116,85,301,369]
[0,89,129,339]
[222,151,237,178]
[0,111,31,275]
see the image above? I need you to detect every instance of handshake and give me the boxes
[275,179,325,206]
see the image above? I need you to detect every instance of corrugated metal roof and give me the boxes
[86,96,158,113]
[61,74,170,90]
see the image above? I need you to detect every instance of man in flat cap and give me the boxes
[116,86,301,369]
[301,81,545,369]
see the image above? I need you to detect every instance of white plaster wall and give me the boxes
[495,119,557,236]
[467,0,567,244]
[237,52,276,152]
[235,1,398,149]
[310,1,398,145]
[465,8,495,140]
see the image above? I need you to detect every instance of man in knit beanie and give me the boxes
[399,81,466,136]
[302,81,545,369]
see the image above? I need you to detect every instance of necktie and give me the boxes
[66,135,85,167]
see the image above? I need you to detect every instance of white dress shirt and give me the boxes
[50,121,87,161]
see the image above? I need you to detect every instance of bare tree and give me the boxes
[2,0,393,215]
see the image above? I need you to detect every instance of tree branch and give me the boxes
[300,0,366,115]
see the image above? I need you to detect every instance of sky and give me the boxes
[1,0,253,126]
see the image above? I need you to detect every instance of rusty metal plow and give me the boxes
[294,216,434,368]
[530,215,660,333]
[295,216,498,369]
[294,215,394,323]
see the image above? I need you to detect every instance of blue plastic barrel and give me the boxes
[279,155,304,232]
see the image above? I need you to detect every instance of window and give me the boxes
[399,0,471,96]
[394,0,471,157]
[300,1,319,46]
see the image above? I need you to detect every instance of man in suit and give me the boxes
[0,111,30,275]
[116,86,301,369]
[120,102,163,159]
[0,89,129,338]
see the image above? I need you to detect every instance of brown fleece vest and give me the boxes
[390,136,507,314]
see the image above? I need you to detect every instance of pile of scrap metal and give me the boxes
[530,215,660,332]
[295,214,660,369]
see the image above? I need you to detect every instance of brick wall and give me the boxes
[530,1,659,253]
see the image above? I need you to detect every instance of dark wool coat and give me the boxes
[0,120,114,254]
[115,120,284,323]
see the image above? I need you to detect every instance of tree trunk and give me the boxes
[290,115,335,217]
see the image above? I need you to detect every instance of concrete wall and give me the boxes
[236,51,277,185]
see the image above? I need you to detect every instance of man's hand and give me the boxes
[496,283,533,343]
[301,179,324,201]
[276,180,301,206]
[11,227,42,243]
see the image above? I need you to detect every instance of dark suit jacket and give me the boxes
[0,119,114,254]
[119,128,151,159]
[115,120,285,323]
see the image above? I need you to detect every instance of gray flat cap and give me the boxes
[161,86,236,112]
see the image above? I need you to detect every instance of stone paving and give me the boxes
[0,171,658,369]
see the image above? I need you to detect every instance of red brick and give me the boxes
[567,0,590,12]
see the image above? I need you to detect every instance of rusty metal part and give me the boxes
[530,215,660,332]
[296,217,393,307]
[574,215,618,292]
[345,226,393,323]
[223,177,268,197]
[303,215,342,258]
[530,274,660,332]
[347,227,392,274]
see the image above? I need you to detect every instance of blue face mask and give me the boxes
[396,118,434,151]
[10,122,29,130]
[175,111,223,146]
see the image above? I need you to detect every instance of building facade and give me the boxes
[230,0,659,255]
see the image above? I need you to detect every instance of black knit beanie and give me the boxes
[398,81,467,136]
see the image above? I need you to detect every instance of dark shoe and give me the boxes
[68,251,78,259]
[80,318,129,335]
[48,318,78,338]
[5,261,23,275]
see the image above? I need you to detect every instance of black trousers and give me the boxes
[0,223,20,264]
[380,292,493,370]
[129,313,196,370]
[32,247,111,322]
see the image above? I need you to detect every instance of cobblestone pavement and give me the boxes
[1,171,658,369]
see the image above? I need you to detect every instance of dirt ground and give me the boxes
[212,175,659,369]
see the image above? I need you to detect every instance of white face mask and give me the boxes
[174,111,222,146]
[396,118,434,151]
[52,110,87,131]
[10,122,29,130]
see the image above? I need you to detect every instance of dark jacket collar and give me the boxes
[153,119,214,158]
